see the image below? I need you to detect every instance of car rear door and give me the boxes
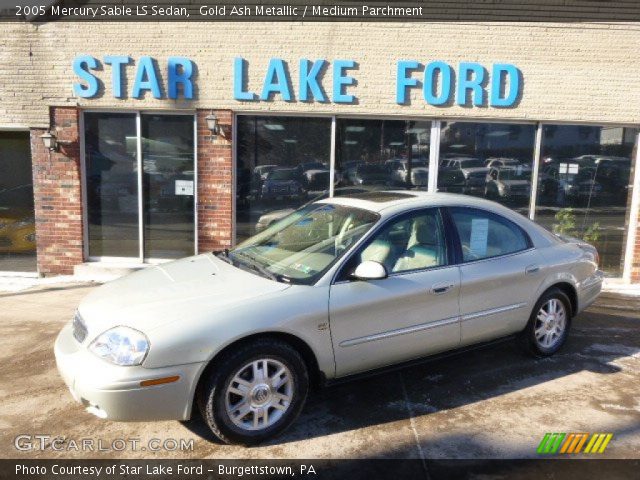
[446,206,544,346]
[329,207,461,377]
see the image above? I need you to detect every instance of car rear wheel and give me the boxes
[197,338,308,445]
[519,288,572,357]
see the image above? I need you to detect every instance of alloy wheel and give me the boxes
[534,298,567,349]
[224,358,294,431]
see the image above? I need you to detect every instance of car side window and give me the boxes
[356,209,448,274]
[449,207,529,262]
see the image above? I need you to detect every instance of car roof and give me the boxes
[317,190,518,214]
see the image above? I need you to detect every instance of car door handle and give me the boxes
[525,265,540,275]
[431,282,455,295]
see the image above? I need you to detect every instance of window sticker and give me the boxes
[469,218,489,257]
[174,179,194,196]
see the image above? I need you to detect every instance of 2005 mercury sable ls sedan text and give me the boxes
[55,192,603,444]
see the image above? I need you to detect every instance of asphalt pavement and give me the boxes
[1,283,639,459]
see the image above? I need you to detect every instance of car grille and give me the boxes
[72,312,88,343]
[0,237,12,247]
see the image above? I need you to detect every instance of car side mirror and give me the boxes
[352,261,387,281]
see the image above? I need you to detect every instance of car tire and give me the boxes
[197,338,309,445]
[519,288,572,357]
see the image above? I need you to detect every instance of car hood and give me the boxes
[78,254,290,335]
[461,167,490,175]
[499,180,530,187]
[265,179,299,187]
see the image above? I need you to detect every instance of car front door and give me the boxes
[329,208,461,377]
[447,206,544,346]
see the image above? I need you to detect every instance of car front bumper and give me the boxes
[54,323,204,421]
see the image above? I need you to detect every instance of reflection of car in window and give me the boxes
[485,165,532,203]
[346,163,391,186]
[260,168,306,202]
[0,184,36,253]
[385,159,429,187]
[440,156,489,194]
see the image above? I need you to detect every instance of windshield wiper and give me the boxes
[230,252,280,282]
[214,249,233,265]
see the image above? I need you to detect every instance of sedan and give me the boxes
[55,192,603,445]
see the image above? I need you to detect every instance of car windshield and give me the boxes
[358,164,386,174]
[459,159,484,168]
[230,204,379,284]
[499,167,530,180]
[269,169,297,181]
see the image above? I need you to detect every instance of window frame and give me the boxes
[80,109,197,263]
[333,206,454,283]
[444,206,534,265]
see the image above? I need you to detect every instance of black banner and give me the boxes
[1,459,639,480]
[2,0,640,22]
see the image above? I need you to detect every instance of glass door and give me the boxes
[84,112,195,262]
[141,114,195,259]
[84,112,139,258]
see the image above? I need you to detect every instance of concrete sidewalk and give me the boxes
[1,283,639,459]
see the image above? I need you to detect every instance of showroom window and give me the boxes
[438,121,536,216]
[336,119,432,190]
[84,112,195,261]
[236,116,331,241]
[534,125,639,276]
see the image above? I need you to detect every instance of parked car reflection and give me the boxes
[260,168,306,202]
[485,164,532,205]
[345,163,391,186]
[0,184,36,254]
[440,156,489,195]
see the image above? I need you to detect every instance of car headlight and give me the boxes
[89,326,149,366]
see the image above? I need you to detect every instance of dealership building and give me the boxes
[1,18,639,283]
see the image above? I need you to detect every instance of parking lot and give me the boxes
[1,283,639,459]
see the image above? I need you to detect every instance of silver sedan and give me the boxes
[55,192,603,444]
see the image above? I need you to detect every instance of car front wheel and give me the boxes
[197,338,309,445]
[519,288,572,357]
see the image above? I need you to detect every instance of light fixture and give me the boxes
[205,113,219,136]
[40,132,56,151]
[40,131,72,152]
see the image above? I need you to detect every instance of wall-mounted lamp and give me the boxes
[205,113,227,139]
[40,131,72,152]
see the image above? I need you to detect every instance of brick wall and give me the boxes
[31,108,83,275]
[196,110,233,252]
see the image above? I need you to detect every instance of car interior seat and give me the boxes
[392,215,443,272]
[360,238,396,272]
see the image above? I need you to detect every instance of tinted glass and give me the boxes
[438,122,535,215]
[450,208,528,261]
[359,209,447,273]
[0,132,36,272]
[84,113,138,257]
[236,116,332,242]
[535,125,639,276]
[141,115,194,259]
[336,119,432,190]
